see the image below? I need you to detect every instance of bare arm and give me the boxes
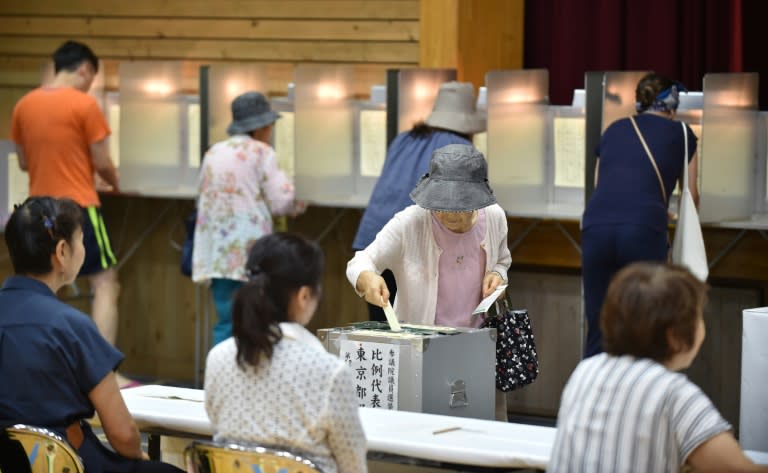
[686,432,768,473]
[593,157,600,187]
[14,144,27,171]
[88,371,144,459]
[90,139,120,192]
[686,152,700,208]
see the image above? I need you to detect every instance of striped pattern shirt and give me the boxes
[548,354,731,473]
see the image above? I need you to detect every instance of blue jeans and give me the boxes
[581,224,668,358]
[210,278,244,347]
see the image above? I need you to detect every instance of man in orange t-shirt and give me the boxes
[11,41,123,358]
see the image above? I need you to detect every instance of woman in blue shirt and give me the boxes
[0,197,182,473]
[581,73,699,357]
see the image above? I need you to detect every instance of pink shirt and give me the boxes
[432,209,487,328]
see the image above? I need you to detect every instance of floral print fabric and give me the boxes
[192,135,298,283]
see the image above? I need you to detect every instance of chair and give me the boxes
[184,439,323,473]
[3,424,84,473]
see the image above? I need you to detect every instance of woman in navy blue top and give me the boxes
[0,197,182,473]
[581,73,699,357]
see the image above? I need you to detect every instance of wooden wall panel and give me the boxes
[0,0,420,132]
[419,0,524,89]
[505,272,583,417]
[0,1,419,19]
[0,17,419,41]
[0,37,418,64]
[418,0,459,69]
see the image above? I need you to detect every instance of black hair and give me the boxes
[635,72,675,113]
[4,197,83,275]
[53,40,99,74]
[409,121,472,142]
[232,232,324,369]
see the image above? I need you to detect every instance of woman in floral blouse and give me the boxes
[192,91,304,347]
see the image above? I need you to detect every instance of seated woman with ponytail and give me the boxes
[204,233,367,473]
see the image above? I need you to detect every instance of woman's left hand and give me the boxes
[482,271,505,298]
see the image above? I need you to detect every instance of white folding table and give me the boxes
[121,384,555,472]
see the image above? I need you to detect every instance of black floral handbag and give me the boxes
[481,295,540,392]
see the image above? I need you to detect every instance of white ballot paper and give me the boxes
[471,284,508,315]
[383,302,402,332]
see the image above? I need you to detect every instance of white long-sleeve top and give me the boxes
[204,323,368,473]
[346,204,511,325]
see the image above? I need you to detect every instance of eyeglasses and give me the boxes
[433,209,476,214]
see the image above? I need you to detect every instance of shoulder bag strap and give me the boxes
[629,116,667,202]
[680,121,689,191]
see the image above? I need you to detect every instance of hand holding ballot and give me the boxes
[355,270,391,308]
[482,271,506,298]
[472,284,509,315]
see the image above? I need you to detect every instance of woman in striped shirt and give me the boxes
[549,262,767,473]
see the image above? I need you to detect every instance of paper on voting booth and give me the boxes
[472,285,508,315]
[383,302,402,332]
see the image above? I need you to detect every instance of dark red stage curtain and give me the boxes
[524,0,742,105]
[741,0,768,109]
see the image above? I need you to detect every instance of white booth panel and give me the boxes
[473,86,489,158]
[761,112,768,215]
[355,84,387,201]
[294,68,388,207]
[187,100,201,170]
[741,307,768,451]
[0,140,28,227]
[550,105,586,217]
[486,69,551,217]
[118,61,197,198]
[601,71,648,131]
[293,65,357,206]
[700,73,759,223]
[397,69,457,133]
[206,64,267,147]
[359,108,387,177]
[271,86,295,178]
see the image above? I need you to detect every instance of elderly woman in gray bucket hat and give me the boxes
[352,81,486,323]
[193,91,305,347]
[347,143,511,420]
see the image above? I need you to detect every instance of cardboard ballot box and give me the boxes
[317,323,496,420]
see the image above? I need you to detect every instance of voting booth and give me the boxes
[271,83,296,178]
[199,64,268,151]
[699,73,760,223]
[318,323,496,420]
[741,307,768,451]
[486,69,590,219]
[292,65,364,207]
[117,61,198,197]
[0,140,27,228]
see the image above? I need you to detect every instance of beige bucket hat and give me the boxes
[424,81,486,135]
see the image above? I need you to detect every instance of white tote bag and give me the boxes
[671,122,708,281]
